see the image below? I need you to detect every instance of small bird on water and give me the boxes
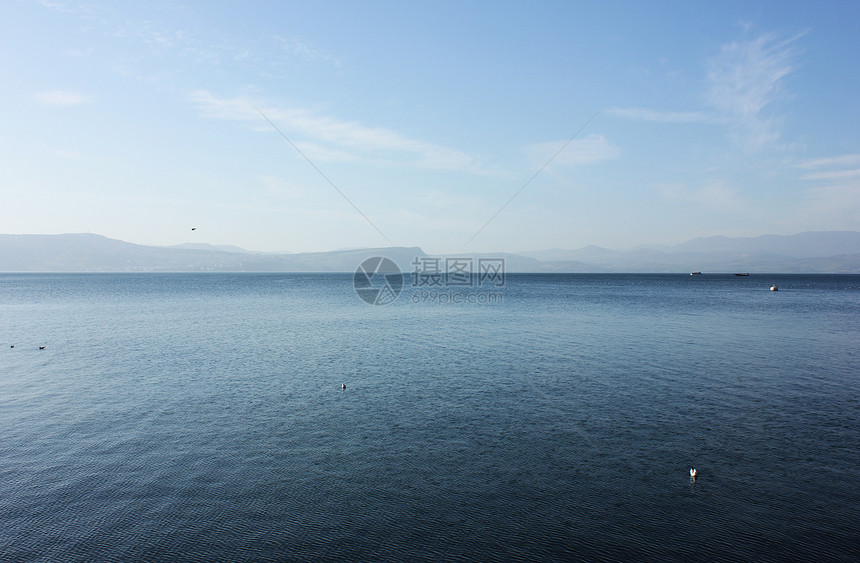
[341,383,346,390]
[39,346,46,350]
[690,468,698,480]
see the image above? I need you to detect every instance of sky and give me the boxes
[2,1,859,254]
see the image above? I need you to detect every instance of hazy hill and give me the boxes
[0,234,422,273]
[671,231,860,258]
[168,242,261,254]
[520,231,860,273]
[0,231,858,273]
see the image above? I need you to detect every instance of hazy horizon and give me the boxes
[3,2,859,254]
[4,229,859,257]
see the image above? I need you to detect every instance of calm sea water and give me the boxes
[1,273,858,562]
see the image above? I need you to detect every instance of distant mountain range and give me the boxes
[517,231,860,273]
[0,231,858,273]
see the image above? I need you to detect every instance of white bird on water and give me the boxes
[690,468,698,480]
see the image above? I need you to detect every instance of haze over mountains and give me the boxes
[0,232,858,273]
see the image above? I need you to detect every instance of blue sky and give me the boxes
[2,1,859,253]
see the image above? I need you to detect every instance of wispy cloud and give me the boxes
[796,153,860,181]
[270,35,341,67]
[706,32,805,150]
[35,90,91,106]
[607,107,711,123]
[610,32,804,152]
[658,181,741,209]
[36,0,92,14]
[800,169,860,181]
[189,90,489,174]
[285,141,364,164]
[111,19,194,56]
[527,135,619,168]
[797,182,860,231]
[258,175,305,200]
[796,154,860,169]
[767,151,860,233]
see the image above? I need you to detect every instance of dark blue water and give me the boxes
[1,273,858,561]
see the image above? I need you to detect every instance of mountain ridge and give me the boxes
[0,232,858,273]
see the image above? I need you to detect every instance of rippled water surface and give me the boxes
[1,273,859,561]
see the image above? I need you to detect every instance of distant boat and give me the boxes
[733,273,750,276]
[690,271,702,275]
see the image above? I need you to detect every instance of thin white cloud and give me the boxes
[611,32,804,152]
[706,32,805,150]
[797,182,860,231]
[36,0,87,14]
[527,135,620,168]
[607,107,711,123]
[258,175,304,200]
[188,90,489,174]
[111,19,193,56]
[796,154,860,169]
[103,13,340,82]
[796,153,860,183]
[658,181,741,208]
[288,142,364,164]
[35,90,91,106]
[270,35,341,67]
[800,169,860,181]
